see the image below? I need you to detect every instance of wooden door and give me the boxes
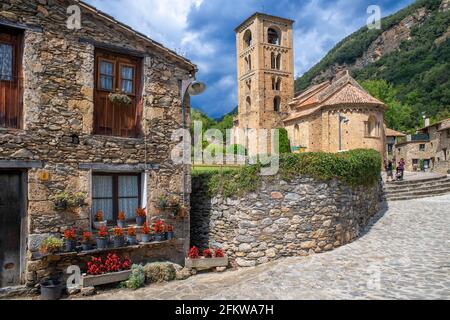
[0,27,23,129]
[0,172,23,288]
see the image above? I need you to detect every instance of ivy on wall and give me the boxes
[193,149,382,198]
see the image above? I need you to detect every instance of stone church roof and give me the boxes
[285,71,386,123]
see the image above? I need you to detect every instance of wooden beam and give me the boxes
[79,163,160,172]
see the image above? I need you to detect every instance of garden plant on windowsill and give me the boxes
[108,90,132,107]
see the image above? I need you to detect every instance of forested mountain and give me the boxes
[295,0,450,132]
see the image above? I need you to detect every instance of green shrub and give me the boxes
[122,264,145,290]
[276,128,292,154]
[144,262,176,284]
[226,144,247,156]
[193,149,381,198]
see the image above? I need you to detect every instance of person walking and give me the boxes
[386,160,394,182]
[397,158,405,181]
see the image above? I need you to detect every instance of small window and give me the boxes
[274,96,281,112]
[0,43,13,81]
[246,96,251,113]
[99,60,114,91]
[120,64,135,94]
[419,144,426,151]
[243,30,252,48]
[268,28,280,45]
[92,173,141,224]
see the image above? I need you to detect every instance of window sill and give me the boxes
[364,135,381,140]
[92,134,144,142]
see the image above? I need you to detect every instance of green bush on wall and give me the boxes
[193,149,382,198]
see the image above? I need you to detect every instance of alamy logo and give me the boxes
[367,5,382,30]
[67,5,81,30]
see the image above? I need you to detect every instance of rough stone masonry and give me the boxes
[191,175,383,267]
[0,0,195,287]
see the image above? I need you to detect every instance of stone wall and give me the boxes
[0,0,194,286]
[191,175,382,267]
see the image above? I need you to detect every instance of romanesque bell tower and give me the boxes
[234,13,294,151]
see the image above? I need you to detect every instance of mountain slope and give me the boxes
[295,0,450,130]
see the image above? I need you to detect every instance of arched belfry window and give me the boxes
[365,115,380,137]
[275,77,281,90]
[294,124,300,145]
[274,96,281,112]
[243,30,252,48]
[246,96,251,113]
[271,53,281,70]
[268,28,280,45]
[244,55,252,72]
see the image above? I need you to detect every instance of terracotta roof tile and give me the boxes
[386,128,406,137]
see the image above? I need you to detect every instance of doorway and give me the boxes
[0,171,26,288]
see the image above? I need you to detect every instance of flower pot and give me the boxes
[96,237,108,250]
[81,242,93,251]
[166,231,174,240]
[117,220,126,228]
[154,233,165,242]
[113,236,125,248]
[54,200,68,211]
[93,221,107,230]
[40,279,63,300]
[65,240,77,252]
[127,236,137,246]
[141,234,151,243]
[136,216,146,227]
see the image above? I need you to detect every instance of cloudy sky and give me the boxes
[85,0,415,118]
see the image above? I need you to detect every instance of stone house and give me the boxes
[395,118,450,173]
[0,0,196,288]
[232,13,387,156]
[385,128,406,160]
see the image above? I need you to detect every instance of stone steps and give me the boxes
[384,175,450,201]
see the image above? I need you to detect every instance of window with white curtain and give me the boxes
[92,173,141,224]
[0,43,13,81]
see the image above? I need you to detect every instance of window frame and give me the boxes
[119,62,136,96]
[0,27,24,129]
[92,172,142,225]
[97,57,116,92]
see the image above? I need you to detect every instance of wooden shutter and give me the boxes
[0,27,23,129]
[94,49,142,138]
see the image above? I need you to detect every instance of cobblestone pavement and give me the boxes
[83,195,450,300]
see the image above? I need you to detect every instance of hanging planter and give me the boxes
[108,92,132,107]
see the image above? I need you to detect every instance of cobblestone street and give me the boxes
[83,195,450,300]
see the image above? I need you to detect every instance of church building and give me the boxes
[233,13,387,156]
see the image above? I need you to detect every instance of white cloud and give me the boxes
[86,0,204,50]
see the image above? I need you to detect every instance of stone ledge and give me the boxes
[31,239,184,261]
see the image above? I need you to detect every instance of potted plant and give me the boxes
[63,228,77,252]
[214,248,225,258]
[113,227,125,248]
[135,208,146,226]
[127,227,137,246]
[153,219,166,242]
[82,254,132,287]
[166,224,174,240]
[72,192,87,207]
[81,232,93,251]
[39,237,64,256]
[93,210,107,230]
[188,246,200,259]
[108,90,132,107]
[185,246,228,271]
[96,226,109,250]
[178,204,188,218]
[118,211,126,228]
[203,248,213,258]
[40,278,63,300]
[157,196,167,213]
[141,222,152,243]
[53,192,69,210]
